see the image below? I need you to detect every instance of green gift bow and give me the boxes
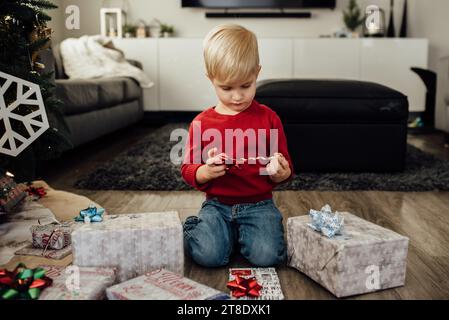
[0,263,53,300]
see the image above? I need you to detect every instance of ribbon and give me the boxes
[227,274,262,298]
[74,204,104,222]
[26,186,46,199]
[206,152,277,170]
[0,263,53,300]
[307,204,344,238]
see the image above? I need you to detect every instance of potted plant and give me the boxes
[123,24,137,38]
[160,23,174,38]
[343,0,364,37]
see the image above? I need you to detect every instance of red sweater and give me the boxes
[181,100,294,205]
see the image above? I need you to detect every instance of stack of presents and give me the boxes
[1,177,409,300]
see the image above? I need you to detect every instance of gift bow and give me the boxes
[227,274,262,298]
[26,186,46,199]
[307,204,344,238]
[0,263,53,300]
[74,205,104,222]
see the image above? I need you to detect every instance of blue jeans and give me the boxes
[183,198,286,267]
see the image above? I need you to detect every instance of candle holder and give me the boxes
[100,8,126,38]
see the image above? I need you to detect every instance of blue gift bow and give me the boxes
[307,204,344,238]
[74,205,104,222]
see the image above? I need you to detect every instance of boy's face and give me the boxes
[209,66,261,113]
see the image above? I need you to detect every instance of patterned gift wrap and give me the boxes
[39,265,117,300]
[106,268,229,300]
[287,212,409,298]
[0,177,27,212]
[228,268,284,300]
[31,223,72,250]
[72,211,184,282]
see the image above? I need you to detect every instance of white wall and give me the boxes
[53,0,349,39]
[46,0,64,45]
[407,0,449,130]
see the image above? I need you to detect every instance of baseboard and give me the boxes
[142,111,198,126]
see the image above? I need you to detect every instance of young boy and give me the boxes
[181,24,294,268]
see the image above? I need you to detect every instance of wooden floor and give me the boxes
[44,124,449,300]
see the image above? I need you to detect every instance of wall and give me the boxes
[407,0,449,130]
[51,0,350,39]
[46,0,64,45]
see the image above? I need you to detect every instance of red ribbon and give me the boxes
[227,274,262,298]
[26,186,46,199]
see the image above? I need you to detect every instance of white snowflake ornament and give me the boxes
[0,71,49,157]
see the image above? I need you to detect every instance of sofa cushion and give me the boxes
[256,79,409,124]
[97,78,126,107]
[123,78,142,101]
[52,44,68,79]
[55,79,100,115]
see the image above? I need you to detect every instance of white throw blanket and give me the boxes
[59,35,154,88]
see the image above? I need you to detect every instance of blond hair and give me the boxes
[203,24,260,84]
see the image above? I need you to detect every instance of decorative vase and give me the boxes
[363,7,386,37]
[400,0,408,38]
[387,0,396,37]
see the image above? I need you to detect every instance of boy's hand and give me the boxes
[267,153,291,184]
[196,148,227,185]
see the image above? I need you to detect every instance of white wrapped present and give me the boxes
[228,268,284,300]
[287,212,409,298]
[39,265,117,300]
[106,268,229,300]
[72,211,184,282]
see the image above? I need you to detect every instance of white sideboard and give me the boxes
[113,38,428,112]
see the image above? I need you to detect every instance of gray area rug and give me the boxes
[74,123,449,192]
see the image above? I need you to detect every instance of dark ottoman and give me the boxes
[256,79,409,172]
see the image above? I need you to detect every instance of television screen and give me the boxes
[182,0,336,9]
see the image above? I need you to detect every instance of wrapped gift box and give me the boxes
[106,268,229,300]
[39,265,117,300]
[287,212,409,298]
[31,223,72,250]
[228,268,284,300]
[72,211,184,282]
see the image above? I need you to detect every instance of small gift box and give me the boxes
[39,265,117,300]
[31,223,72,250]
[287,208,409,298]
[72,211,184,282]
[106,268,229,300]
[228,268,284,300]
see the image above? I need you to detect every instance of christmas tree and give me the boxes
[0,0,72,182]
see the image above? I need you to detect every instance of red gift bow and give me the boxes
[227,274,262,298]
[26,186,47,199]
